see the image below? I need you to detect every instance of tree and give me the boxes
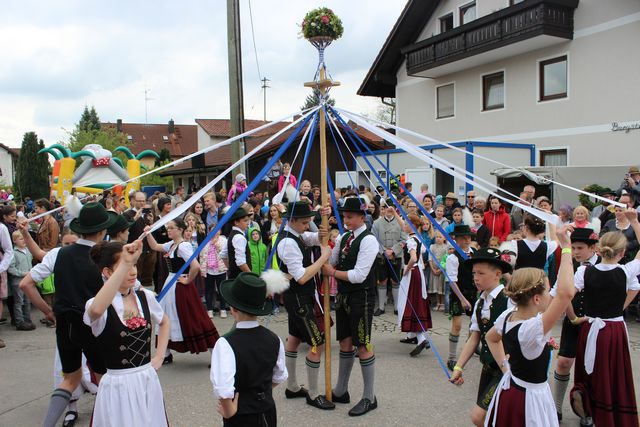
[300,88,336,110]
[79,105,101,132]
[15,132,50,200]
[156,148,172,167]
[375,98,396,125]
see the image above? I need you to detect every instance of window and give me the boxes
[440,13,454,33]
[540,56,567,101]
[126,135,133,141]
[540,149,567,166]
[460,2,476,25]
[482,72,504,111]
[436,83,455,119]
[162,135,169,142]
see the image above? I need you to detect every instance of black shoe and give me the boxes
[331,390,350,404]
[285,387,308,399]
[399,337,417,344]
[348,397,377,416]
[16,323,35,331]
[62,411,78,427]
[410,341,427,357]
[424,340,430,349]
[373,308,385,316]
[0,318,6,325]
[557,412,562,422]
[447,360,456,371]
[394,310,398,315]
[162,354,173,365]
[306,394,336,410]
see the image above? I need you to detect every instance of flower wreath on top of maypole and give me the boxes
[301,7,343,67]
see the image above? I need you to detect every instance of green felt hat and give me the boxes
[106,212,134,236]
[463,247,513,274]
[69,202,118,234]
[219,272,273,316]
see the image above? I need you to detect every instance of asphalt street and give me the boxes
[1,307,639,427]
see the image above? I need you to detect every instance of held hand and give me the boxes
[318,226,329,242]
[322,264,334,277]
[556,224,574,247]
[16,218,28,232]
[320,245,331,259]
[121,241,142,265]
[177,274,190,285]
[320,204,332,217]
[151,355,163,371]
[624,207,639,223]
[449,370,464,386]
[462,298,472,311]
[143,225,151,233]
[45,311,56,325]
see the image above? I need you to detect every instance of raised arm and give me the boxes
[143,226,165,252]
[17,219,47,261]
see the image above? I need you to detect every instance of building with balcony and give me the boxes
[358,0,640,203]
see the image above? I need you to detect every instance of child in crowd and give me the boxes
[484,226,576,427]
[8,230,34,330]
[227,174,251,206]
[471,208,490,248]
[248,226,267,275]
[210,272,287,426]
[428,232,447,311]
[445,208,464,234]
[397,214,431,357]
[434,205,450,229]
[449,247,513,426]
[488,236,500,249]
[199,228,228,318]
[323,229,340,303]
[84,241,170,427]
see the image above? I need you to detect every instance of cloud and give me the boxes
[0,0,406,148]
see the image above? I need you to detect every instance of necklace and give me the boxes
[120,288,132,297]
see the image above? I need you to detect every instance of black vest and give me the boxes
[278,231,316,297]
[502,312,551,384]
[476,289,509,368]
[166,242,191,275]
[228,229,251,279]
[403,235,422,267]
[53,243,103,315]
[99,291,152,370]
[337,229,377,294]
[583,266,628,318]
[225,326,279,416]
[569,256,601,317]
[514,240,547,270]
[453,249,476,296]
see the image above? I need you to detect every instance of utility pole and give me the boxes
[227,0,246,177]
[261,77,270,122]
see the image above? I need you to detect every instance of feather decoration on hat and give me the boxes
[590,218,601,235]
[65,195,83,219]
[498,242,517,269]
[261,269,290,297]
[462,208,474,229]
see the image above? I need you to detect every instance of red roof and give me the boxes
[0,142,20,157]
[165,119,388,174]
[195,119,291,138]
[102,122,198,158]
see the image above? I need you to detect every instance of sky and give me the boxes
[0,0,407,148]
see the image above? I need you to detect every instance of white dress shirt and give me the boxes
[329,224,378,284]
[83,288,165,336]
[210,321,287,399]
[574,260,640,292]
[469,284,515,332]
[495,309,551,360]
[0,223,14,273]
[29,239,96,283]
[219,226,248,266]
[444,249,473,283]
[276,225,320,282]
[509,238,558,260]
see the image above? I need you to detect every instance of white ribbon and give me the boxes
[142,107,320,238]
[340,109,558,224]
[337,108,625,209]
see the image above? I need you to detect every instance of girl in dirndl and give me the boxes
[397,214,432,357]
[146,218,219,364]
[83,241,170,427]
[569,208,640,427]
[484,225,577,427]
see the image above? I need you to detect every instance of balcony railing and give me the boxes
[403,0,579,76]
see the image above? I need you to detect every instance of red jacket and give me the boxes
[482,206,511,242]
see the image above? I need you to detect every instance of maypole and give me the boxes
[301,7,343,402]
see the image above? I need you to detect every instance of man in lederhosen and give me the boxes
[551,228,600,422]
[322,197,379,416]
[19,202,118,427]
[276,201,334,410]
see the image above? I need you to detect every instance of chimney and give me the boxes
[168,119,175,134]
[116,119,122,132]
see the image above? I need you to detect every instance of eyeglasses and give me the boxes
[408,205,417,208]
[467,195,475,198]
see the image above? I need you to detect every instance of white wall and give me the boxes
[0,147,15,186]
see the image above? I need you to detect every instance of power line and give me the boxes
[247,0,262,81]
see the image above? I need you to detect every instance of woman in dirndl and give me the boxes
[146,218,219,364]
[483,225,577,427]
[569,209,640,427]
[397,214,432,357]
[83,240,170,427]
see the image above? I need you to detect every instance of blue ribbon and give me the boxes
[157,111,317,301]
[326,166,343,234]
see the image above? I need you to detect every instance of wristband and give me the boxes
[570,316,581,325]
[332,269,337,279]
[561,247,572,255]
[453,365,463,372]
